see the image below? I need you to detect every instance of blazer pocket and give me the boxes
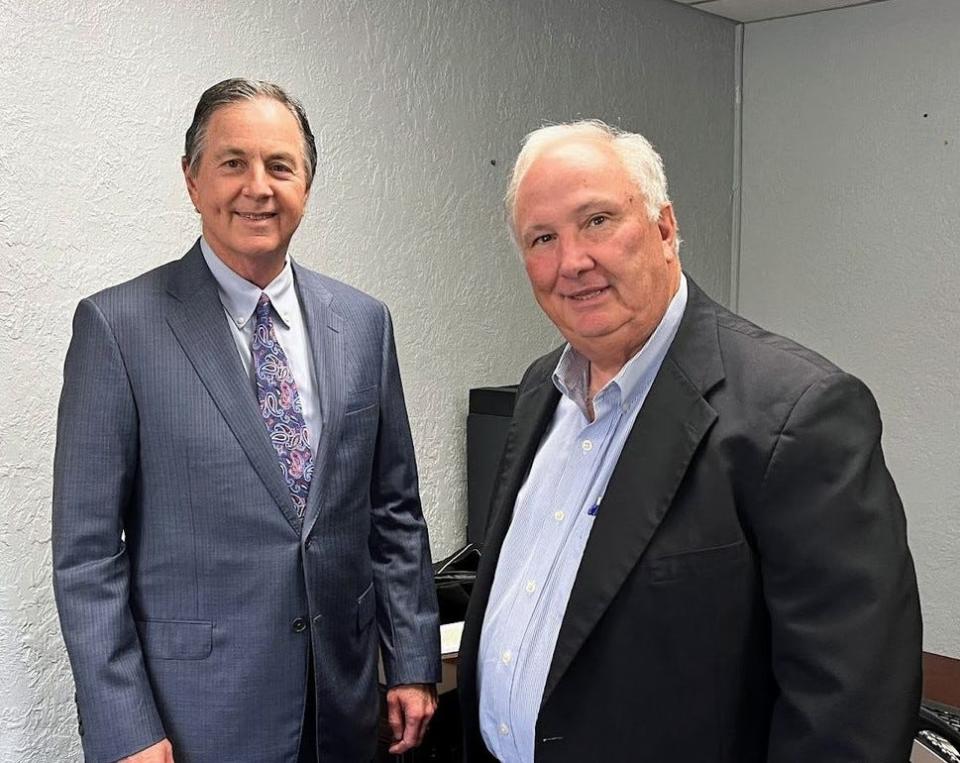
[647,540,748,584]
[357,582,376,633]
[136,619,213,660]
[345,386,379,416]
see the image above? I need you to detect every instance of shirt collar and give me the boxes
[200,236,299,329]
[552,273,689,416]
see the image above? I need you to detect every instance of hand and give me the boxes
[386,683,437,754]
[121,738,174,762]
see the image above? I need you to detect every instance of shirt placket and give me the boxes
[510,398,621,761]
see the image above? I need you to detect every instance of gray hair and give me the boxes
[183,78,318,188]
[506,119,673,236]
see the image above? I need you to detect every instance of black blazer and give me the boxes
[459,278,921,762]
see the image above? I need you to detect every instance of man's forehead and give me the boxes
[519,141,631,201]
[206,98,300,135]
[520,140,629,194]
[530,137,621,171]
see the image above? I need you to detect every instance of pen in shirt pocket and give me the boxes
[587,495,603,516]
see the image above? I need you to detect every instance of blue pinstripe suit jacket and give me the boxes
[52,242,441,762]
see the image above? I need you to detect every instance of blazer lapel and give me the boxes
[294,265,344,540]
[482,369,560,570]
[542,277,725,703]
[165,244,301,533]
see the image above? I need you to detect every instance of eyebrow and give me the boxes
[266,150,299,166]
[213,147,300,166]
[213,147,246,160]
[520,197,619,237]
[571,198,618,216]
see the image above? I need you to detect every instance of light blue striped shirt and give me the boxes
[478,275,688,762]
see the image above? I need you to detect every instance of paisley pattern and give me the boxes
[251,294,314,519]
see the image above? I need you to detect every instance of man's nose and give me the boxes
[557,235,595,278]
[243,164,273,198]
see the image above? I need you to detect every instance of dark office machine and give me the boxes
[466,385,518,548]
[376,385,518,763]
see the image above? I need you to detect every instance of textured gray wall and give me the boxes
[739,0,959,658]
[0,0,735,758]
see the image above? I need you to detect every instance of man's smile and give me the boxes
[565,286,610,302]
[234,211,277,221]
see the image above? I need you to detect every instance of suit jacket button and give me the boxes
[292,617,307,633]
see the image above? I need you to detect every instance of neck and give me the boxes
[211,248,286,289]
[233,258,285,289]
[578,333,647,399]
[583,269,683,397]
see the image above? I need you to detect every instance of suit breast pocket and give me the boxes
[345,386,379,416]
[646,540,748,584]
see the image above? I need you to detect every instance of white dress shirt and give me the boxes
[200,237,322,455]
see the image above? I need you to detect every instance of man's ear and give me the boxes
[657,203,678,260]
[182,156,199,212]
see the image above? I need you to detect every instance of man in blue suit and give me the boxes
[52,79,440,762]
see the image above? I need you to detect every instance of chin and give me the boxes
[568,318,619,339]
[235,241,282,258]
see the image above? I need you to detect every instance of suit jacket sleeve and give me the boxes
[52,299,166,762]
[368,304,441,687]
[754,371,922,762]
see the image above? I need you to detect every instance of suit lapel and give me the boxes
[294,265,344,540]
[165,244,301,533]
[480,369,560,580]
[542,278,725,702]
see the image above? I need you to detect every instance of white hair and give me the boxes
[505,120,676,249]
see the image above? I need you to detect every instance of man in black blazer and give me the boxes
[458,120,921,762]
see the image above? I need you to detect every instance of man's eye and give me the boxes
[271,164,292,174]
[531,233,554,247]
[223,159,242,169]
[588,215,607,227]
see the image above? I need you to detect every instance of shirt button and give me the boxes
[499,723,510,736]
[292,617,307,633]
[501,650,512,665]
[554,510,565,522]
[525,580,536,594]
[582,439,593,452]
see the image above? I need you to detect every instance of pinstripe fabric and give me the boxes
[52,241,441,763]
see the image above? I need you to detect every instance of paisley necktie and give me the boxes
[251,294,314,519]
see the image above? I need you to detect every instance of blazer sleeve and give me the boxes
[52,299,166,762]
[367,304,442,687]
[753,371,922,762]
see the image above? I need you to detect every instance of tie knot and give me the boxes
[255,293,272,323]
